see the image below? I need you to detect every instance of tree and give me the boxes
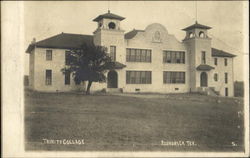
[62,43,111,95]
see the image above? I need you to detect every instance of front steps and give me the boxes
[105,88,123,93]
[197,87,219,96]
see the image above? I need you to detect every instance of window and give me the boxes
[224,58,228,66]
[65,51,71,65]
[108,22,116,29]
[163,71,185,84]
[189,32,194,38]
[163,51,185,64]
[141,50,146,62]
[46,50,52,60]
[214,73,218,81]
[201,51,206,64]
[110,46,116,62]
[225,73,228,84]
[126,71,151,84]
[45,70,52,85]
[199,31,205,38]
[225,88,228,96]
[65,70,70,85]
[146,50,151,62]
[126,48,151,62]
[214,58,218,65]
[136,49,141,61]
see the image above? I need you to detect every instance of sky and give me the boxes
[23,1,248,81]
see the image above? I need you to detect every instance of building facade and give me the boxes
[26,11,236,96]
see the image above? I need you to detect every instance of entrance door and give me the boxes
[107,70,118,88]
[200,72,208,87]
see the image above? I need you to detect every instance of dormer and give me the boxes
[93,10,125,31]
[182,21,212,40]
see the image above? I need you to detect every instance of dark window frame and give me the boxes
[126,71,151,84]
[108,22,116,29]
[46,50,52,61]
[110,46,116,62]
[163,51,185,64]
[214,58,218,65]
[214,73,218,81]
[163,71,185,84]
[126,48,151,63]
[65,51,71,65]
[65,70,71,85]
[225,72,228,84]
[201,51,206,64]
[45,69,52,85]
[225,88,228,96]
[224,58,228,66]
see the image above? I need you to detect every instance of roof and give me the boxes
[124,29,144,39]
[211,48,236,58]
[26,33,93,53]
[105,61,126,69]
[93,11,125,22]
[196,64,215,71]
[182,21,211,31]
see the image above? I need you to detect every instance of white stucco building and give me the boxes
[26,11,236,96]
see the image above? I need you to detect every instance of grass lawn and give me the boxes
[25,91,244,151]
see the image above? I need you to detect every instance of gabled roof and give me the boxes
[93,11,125,22]
[196,64,215,71]
[211,48,236,58]
[124,29,144,39]
[182,21,211,31]
[26,33,93,53]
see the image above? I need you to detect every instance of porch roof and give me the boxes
[105,61,126,69]
[196,64,215,71]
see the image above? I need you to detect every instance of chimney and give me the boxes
[31,38,36,44]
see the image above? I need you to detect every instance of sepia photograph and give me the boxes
[2,0,249,157]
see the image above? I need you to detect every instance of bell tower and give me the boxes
[93,10,125,63]
[182,21,214,91]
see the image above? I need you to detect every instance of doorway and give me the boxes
[200,72,208,87]
[107,70,118,88]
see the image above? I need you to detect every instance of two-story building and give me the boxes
[26,11,236,96]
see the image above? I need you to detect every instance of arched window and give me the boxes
[108,22,116,29]
[189,32,194,38]
[199,31,205,38]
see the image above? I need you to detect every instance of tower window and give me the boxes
[225,73,228,84]
[189,32,194,38]
[214,73,218,81]
[110,46,116,62]
[225,88,228,96]
[199,31,205,38]
[108,22,116,29]
[214,58,218,65]
[201,51,206,64]
[224,58,228,66]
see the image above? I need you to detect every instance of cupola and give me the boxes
[93,10,125,30]
[182,21,211,40]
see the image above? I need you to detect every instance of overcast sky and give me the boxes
[24,1,248,81]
